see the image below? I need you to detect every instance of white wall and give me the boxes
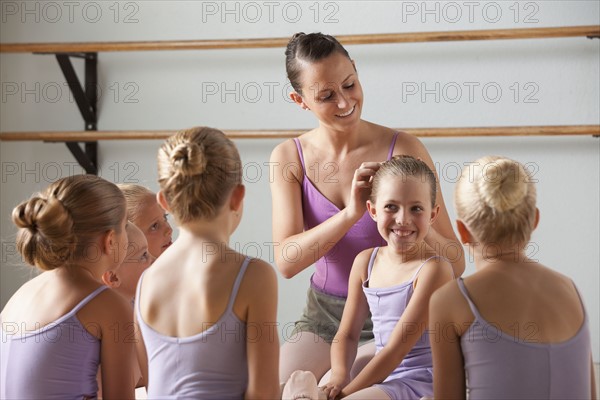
[1,1,599,360]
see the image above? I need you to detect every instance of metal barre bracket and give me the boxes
[41,52,98,175]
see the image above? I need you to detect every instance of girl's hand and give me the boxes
[347,162,380,220]
[321,373,350,400]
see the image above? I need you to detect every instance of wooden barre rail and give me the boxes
[1,125,598,141]
[1,26,599,53]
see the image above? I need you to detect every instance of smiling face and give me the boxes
[293,52,363,131]
[132,195,173,258]
[368,174,438,254]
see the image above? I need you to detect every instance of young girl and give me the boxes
[271,32,464,383]
[430,156,596,399]
[99,222,153,394]
[321,155,455,399]
[102,222,155,303]
[134,127,280,399]
[118,184,173,259]
[0,175,135,399]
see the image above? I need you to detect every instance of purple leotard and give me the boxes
[136,257,251,399]
[363,248,453,400]
[456,278,591,399]
[294,133,397,297]
[1,285,108,399]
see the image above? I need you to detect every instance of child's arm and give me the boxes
[430,281,467,399]
[98,291,136,399]
[244,260,280,400]
[340,257,454,398]
[323,250,372,400]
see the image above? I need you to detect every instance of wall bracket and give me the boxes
[50,52,98,175]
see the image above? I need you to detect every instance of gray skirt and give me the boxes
[292,286,374,344]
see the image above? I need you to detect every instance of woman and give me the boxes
[270,32,465,384]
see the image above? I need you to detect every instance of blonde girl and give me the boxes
[430,156,595,399]
[134,127,280,399]
[322,156,455,399]
[118,184,173,259]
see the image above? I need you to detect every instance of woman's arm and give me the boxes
[430,281,467,400]
[98,291,136,399]
[398,133,465,277]
[244,260,280,400]
[340,258,454,398]
[270,140,379,278]
[323,249,372,400]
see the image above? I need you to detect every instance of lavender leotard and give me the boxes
[293,133,397,297]
[363,248,453,400]
[136,257,251,399]
[456,278,591,399]
[1,286,108,399]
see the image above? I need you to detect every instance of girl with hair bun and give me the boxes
[134,127,280,399]
[430,156,596,399]
[0,175,135,399]
[271,32,464,384]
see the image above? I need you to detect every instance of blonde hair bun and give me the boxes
[170,142,207,177]
[476,158,529,212]
[158,127,242,223]
[455,156,537,247]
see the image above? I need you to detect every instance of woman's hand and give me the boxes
[347,162,380,220]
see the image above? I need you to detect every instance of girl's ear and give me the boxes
[101,270,121,288]
[101,229,115,254]
[229,184,246,212]
[101,229,122,263]
[533,207,540,230]
[429,204,440,225]
[456,220,474,245]
[366,200,377,221]
[156,190,170,212]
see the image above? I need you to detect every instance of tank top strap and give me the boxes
[226,257,252,311]
[570,279,588,321]
[366,247,379,281]
[293,138,307,173]
[387,132,399,160]
[135,269,148,322]
[68,286,108,316]
[456,278,485,321]
[410,255,442,282]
